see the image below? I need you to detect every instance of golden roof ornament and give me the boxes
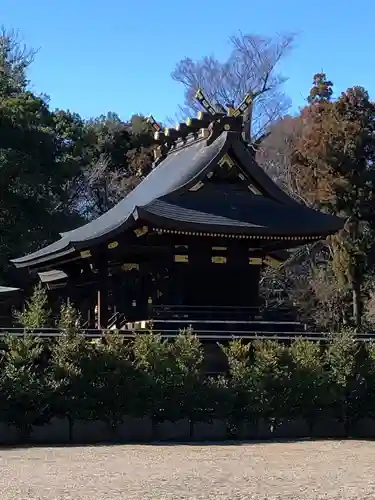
[194,89,253,120]
[233,93,253,117]
[226,103,235,117]
[146,115,162,132]
[194,88,217,115]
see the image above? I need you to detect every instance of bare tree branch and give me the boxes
[171,32,295,139]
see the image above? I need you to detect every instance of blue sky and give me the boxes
[1,0,374,123]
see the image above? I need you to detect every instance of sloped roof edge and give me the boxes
[11,132,230,268]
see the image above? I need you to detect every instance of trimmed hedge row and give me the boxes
[1,326,375,442]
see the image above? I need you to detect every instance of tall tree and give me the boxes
[81,113,154,217]
[0,27,35,96]
[291,73,337,208]
[0,31,86,285]
[257,114,302,194]
[171,32,294,141]
[0,91,85,284]
[291,74,375,327]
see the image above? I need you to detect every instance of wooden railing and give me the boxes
[151,304,297,322]
[147,304,304,334]
[0,327,374,342]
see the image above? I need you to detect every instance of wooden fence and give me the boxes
[0,327,374,342]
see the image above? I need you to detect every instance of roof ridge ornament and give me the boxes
[146,115,162,132]
[194,88,217,116]
[194,88,253,119]
[233,94,253,117]
[148,116,170,165]
[151,89,258,162]
[193,88,255,144]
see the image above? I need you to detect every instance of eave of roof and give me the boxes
[12,132,229,268]
[138,196,343,238]
[0,286,20,294]
[11,112,345,270]
[38,269,68,284]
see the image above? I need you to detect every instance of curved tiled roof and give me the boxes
[12,132,228,267]
[140,188,343,236]
[11,112,345,269]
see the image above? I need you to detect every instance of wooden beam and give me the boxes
[97,262,109,329]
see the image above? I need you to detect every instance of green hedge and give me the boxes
[1,326,375,441]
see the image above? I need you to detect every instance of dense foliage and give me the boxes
[0,286,370,441]
[0,31,154,288]
[259,74,375,331]
[2,324,375,441]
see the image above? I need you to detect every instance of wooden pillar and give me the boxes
[97,261,109,330]
[87,303,93,328]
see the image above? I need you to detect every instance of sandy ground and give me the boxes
[0,440,374,499]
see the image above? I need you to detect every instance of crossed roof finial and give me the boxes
[146,115,162,132]
[194,89,253,118]
[194,88,217,115]
[233,93,253,117]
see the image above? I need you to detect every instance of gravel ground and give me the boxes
[0,440,374,499]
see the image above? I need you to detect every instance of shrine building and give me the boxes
[11,91,344,335]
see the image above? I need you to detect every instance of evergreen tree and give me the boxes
[14,283,51,329]
[292,74,375,327]
[0,334,51,439]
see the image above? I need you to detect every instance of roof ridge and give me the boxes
[148,87,249,167]
[150,113,243,168]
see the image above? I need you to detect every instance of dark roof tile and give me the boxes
[142,192,343,236]
[11,124,345,268]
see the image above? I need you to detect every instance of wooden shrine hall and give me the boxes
[11,91,344,335]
